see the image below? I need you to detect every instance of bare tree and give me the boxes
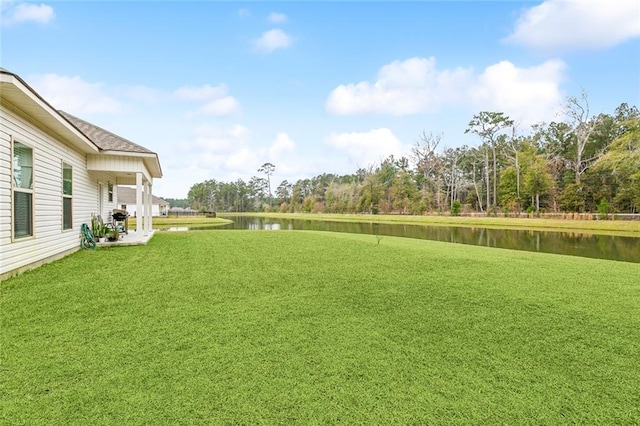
[565,90,595,184]
[411,131,442,179]
[411,131,443,210]
[501,125,522,200]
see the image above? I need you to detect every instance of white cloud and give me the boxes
[197,97,240,116]
[176,124,260,173]
[227,147,259,171]
[161,125,393,197]
[326,57,473,115]
[253,29,292,54]
[187,124,250,154]
[119,85,165,104]
[326,128,405,167]
[470,60,566,125]
[191,137,234,154]
[268,12,288,24]
[268,132,296,160]
[326,57,566,125]
[29,74,121,114]
[504,0,640,51]
[229,124,250,140]
[174,84,228,101]
[170,127,302,193]
[2,2,54,26]
[175,84,240,116]
[238,8,251,19]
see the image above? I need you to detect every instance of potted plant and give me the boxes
[91,216,109,242]
[107,226,119,242]
[99,224,110,242]
[91,216,101,240]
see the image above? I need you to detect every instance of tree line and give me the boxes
[188,96,639,215]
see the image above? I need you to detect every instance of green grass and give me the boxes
[2,231,639,424]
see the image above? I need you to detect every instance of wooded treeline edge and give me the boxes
[186,98,640,215]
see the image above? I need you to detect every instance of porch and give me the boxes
[96,229,157,247]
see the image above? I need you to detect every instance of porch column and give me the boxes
[136,172,143,234]
[148,182,153,231]
[143,181,150,236]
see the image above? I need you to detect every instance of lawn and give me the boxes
[1,231,639,424]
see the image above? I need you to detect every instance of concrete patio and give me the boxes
[96,230,156,247]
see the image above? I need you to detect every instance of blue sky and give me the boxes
[2,1,639,198]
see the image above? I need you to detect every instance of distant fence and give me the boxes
[167,210,218,218]
[452,212,640,221]
[167,209,199,217]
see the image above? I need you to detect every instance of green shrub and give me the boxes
[451,200,462,216]
[597,198,610,220]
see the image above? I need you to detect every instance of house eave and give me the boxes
[100,150,163,178]
[0,71,100,154]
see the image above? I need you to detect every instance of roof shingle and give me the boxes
[59,110,154,154]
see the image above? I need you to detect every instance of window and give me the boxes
[12,140,34,239]
[62,163,72,230]
[108,182,113,202]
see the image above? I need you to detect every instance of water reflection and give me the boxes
[160,216,640,263]
[248,223,282,230]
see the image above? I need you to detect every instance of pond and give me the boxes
[163,215,640,263]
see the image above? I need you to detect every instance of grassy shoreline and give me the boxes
[220,212,640,236]
[128,216,232,228]
[135,213,640,236]
[2,231,639,424]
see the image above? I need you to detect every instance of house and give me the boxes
[0,69,162,280]
[116,186,168,217]
[168,206,199,216]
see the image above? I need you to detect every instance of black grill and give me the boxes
[111,209,129,234]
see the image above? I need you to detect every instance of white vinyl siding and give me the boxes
[0,129,11,245]
[1,74,159,279]
[0,105,118,277]
[95,179,119,222]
